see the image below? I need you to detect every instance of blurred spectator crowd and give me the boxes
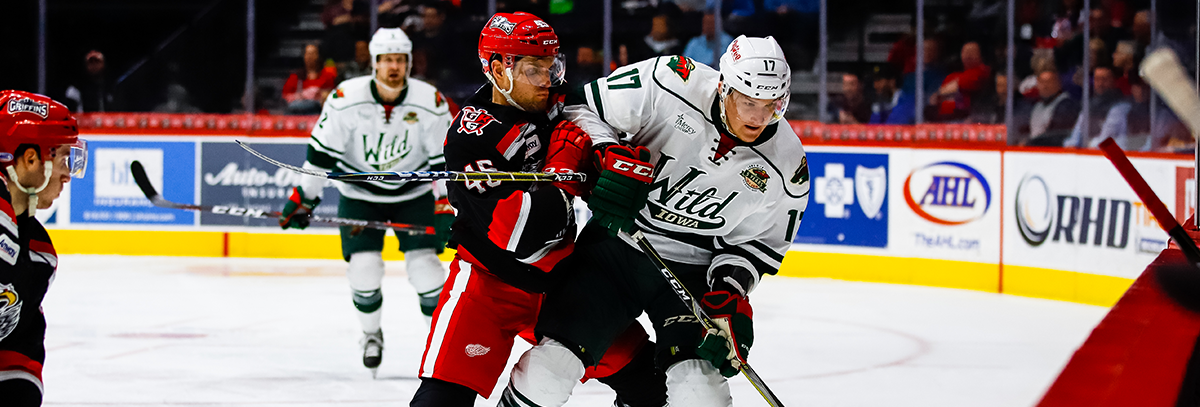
[828,0,1193,152]
[56,0,1196,152]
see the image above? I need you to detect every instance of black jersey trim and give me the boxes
[714,239,779,276]
[717,236,785,263]
[306,145,339,169]
[309,135,345,155]
[649,56,710,120]
[589,81,606,123]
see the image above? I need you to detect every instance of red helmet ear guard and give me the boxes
[0,90,80,164]
[477,12,560,76]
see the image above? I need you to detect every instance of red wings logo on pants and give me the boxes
[457,106,500,136]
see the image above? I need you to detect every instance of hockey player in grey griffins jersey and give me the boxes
[499,36,810,406]
[277,28,454,378]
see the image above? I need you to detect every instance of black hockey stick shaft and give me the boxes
[1098,139,1200,264]
[235,140,587,183]
[129,161,434,234]
[622,230,786,407]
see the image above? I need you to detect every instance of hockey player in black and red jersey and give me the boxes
[409,12,666,407]
[0,90,89,407]
[502,36,809,406]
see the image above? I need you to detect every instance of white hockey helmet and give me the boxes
[370,27,413,72]
[718,35,791,126]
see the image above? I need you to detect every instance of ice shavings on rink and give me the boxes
[40,255,1106,406]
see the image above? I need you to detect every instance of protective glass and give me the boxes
[513,54,566,88]
[66,139,87,178]
[729,89,789,126]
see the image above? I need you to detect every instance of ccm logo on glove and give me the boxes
[609,159,654,180]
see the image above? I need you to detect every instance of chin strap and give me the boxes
[375,78,406,94]
[488,67,526,111]
[6,164,52,216]
[718,82,734,133]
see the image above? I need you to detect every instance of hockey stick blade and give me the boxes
[235,140,586,183]
[1141,49,1200,139]
[129,161,434,234]
[621,230,787,407]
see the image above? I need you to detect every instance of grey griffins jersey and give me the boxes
[566,56,810,292]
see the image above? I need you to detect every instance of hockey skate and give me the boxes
[361,330,384,378]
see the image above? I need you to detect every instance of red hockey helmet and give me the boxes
[0,90,87,178]
[477,12,564,84]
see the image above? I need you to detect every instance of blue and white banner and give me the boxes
[793,151,889,248]
[199,141,341,227]
[71,140,196,225]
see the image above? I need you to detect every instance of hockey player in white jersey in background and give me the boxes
[500,36,809,406]
[278,28,454,377]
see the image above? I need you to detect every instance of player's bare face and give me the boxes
[375,53,407,89]
[509,56,558,111]
[36,145,72,209]
[725,90,782,142]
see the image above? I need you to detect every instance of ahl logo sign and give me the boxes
[1015,173,1133,249]
[903,161,992,225]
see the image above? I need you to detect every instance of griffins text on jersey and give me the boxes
[646,154,739,230]
[457,106,499,136]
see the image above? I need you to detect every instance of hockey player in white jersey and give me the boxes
[499,36,809,406]
[278,28,454,377]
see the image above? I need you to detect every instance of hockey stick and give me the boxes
[619,230,786,407]
[130,161,435,235]
[235,141,587,183]
[1098,139,1200,264]
[1141,49,1200,141]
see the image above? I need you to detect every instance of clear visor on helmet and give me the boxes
[512,53,566,88]
[728,89,789,127]
[65,139,87,179]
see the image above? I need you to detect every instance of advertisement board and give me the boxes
[890,150,1002,263]
[199,141,341,227]
[1003,152,1189,279]
[70,139,196,225]
[793,151,889,248]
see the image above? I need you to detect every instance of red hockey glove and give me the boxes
[543,120,594,196]
[589,144,654,236]
[280,186,321,230]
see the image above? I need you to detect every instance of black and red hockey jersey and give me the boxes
[444,84,576,294]
[0,185,58,395]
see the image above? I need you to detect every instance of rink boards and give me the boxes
[47,134,1195,306]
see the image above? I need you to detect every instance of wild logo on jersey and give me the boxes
[458,106,499,136]
[362,131,412,171]
[791,156,810,186]
[646,154,739,229]
[667,56,695,82]
[0,283,21,342]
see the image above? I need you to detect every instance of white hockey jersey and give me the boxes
[306,76,452,203]
[566,56,810,292]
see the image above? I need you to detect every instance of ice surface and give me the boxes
[39,255,1107,406]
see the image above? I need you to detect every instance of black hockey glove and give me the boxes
[589,144,654,236]
[280,186,320,230]
[696,265,755,377]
